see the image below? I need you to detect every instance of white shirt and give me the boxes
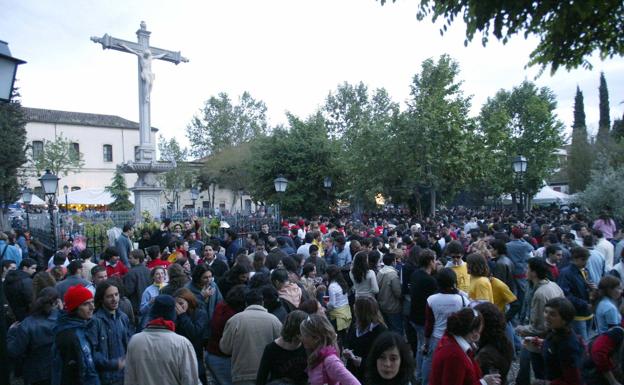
[328,281,349,309]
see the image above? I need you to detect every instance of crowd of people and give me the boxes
[2,207,624,385]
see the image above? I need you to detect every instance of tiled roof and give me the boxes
[23,107,158,131]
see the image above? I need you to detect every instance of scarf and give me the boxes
[147,317,176,332]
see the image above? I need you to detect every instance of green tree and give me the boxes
[568,87,593,193]
[323,82,399,209]
[248,113,338,217]
[399,55,477,215]
[30,134,85,177]
[379,0,624,74]
[613,112,624,141]
[478,81,565,204]
[157,135,196,209]
[198,143,253,210]
[0,99,27,206]
[597,72,611,146]
[105,168,133,211]
[186,91,268,158]
[579,166,624,221]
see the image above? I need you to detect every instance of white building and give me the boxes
[23,107,157,196]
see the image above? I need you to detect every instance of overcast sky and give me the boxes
[3,0,624,150]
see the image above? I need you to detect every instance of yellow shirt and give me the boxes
[450,263,470,293]
[469,276,493,303]
[490,277,517,312]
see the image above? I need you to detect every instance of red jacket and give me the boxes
[430,333,483,385]
[101,260,128,278]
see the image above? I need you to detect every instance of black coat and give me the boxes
[3,269,33,321]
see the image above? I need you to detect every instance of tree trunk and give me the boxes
[430,188,436,217]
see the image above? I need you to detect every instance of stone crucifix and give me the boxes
[91,21,188,162]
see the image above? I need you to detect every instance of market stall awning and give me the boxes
[16,194,46,205]
[59,188,134,205]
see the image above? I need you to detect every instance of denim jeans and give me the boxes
[206,353,232,385]
[516,347,545,385]
[514,278,529,321]
[382,312,404,334]
[411,323,425,381]
[420,336,440,385]
[573,319,589,342]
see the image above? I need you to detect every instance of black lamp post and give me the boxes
[21,187,32,230]
[323,176,332,210]
[273,175,288,227]
[512,155,528,217]
[39,169,59,251]
[0,41,26,103]
[239,188,244,214]
[63,185,69,213]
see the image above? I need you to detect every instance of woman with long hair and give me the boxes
[474,302,513,385]
[257,310,309,385]
[216,264,250,298]
[594,275,622,333]
[467,253,494,303]
[300,314,360,385]
[421,268,469,385]
[365,331,415,385]
[429,308,501,385]
[160,263,188,295]
[186,264,223,319]
[7,287,61,385]
[173,287,209,384]
[350,251,379,298]
[326,264,352,345]
[343,296,387,381]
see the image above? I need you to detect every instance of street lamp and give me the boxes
[512,155,528,217]
[21,187,32,230]
[238,188,244,214]
[0,41,26,103]
[190,187,199,214]
[323,176,332,212]
[273,175,288,228]
[39,169,59,250]
[63,185,69,213]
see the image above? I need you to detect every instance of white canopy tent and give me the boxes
[59,188,134,206]
[16,194,46,205]
[502,184,572,205]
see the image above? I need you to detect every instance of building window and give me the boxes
[32,140,44,159]
[70,142,80,161]
[103,144,113,162]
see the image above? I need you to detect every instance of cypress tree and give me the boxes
[568,86,593,192]
[106,168,134,211]
[597,72,611,145]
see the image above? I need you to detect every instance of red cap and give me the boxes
[64,285,93,312]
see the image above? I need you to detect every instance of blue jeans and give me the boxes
[516,347,545,385]
[514,278,529,321]
[573,319,589,342]
[206,353,232,385]
[382,312,404,334]
[411,323,425,381]
[420,336,440,385]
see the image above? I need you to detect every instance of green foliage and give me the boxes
[30,134,85,177]
[379,0,624,74]
[198,143,252,199]
[0,99,27,206]
[248,113,338,216]
[478,81,565,199]
[613,113,624,141]
[597,72,611,145]
[399,55,478,213]
[323,82,399,207]
[186,91,268,159]
[158,135,196,206]
[105,168,134,211]
[579,166,624,221]
[568,87,593,193]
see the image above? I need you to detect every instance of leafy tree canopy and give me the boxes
[30,134,85,177]
[186,91,268,159]
[379,0,624,74]
[157,135,196,205]
[0,99,28,206]
[105,168,133,211]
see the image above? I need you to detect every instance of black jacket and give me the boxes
[409,268,438,325]
[123,264,151,316]
[3,269,33,321]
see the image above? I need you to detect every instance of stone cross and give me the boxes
[91,21,188,162]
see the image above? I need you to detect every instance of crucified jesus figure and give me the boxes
[120,43,168,102]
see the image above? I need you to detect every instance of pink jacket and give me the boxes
[307,347,361,385]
